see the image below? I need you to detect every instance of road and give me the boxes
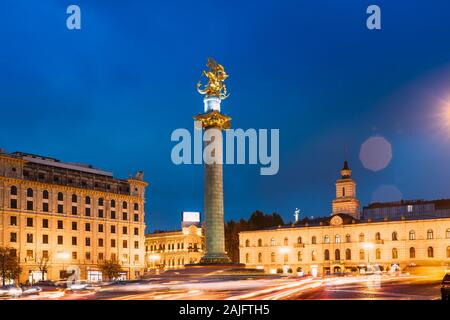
[24,273,439,300]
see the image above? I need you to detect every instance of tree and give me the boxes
[0,248,22,286]
[99,260,123,281]
[225,211,285,263]
[37,253,50,282]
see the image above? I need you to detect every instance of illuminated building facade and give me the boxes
[0,150,147,283]
[145,224,204,270]
[239,161,450,276]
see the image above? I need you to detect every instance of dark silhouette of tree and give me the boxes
[0,248,22,286]
[225,211,285,263]
[99,260,123,281]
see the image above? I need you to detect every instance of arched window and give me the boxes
[345,249,351,260]
[392,248,398,259]
[297,251,302,262]
[27,188,33,197]
[427,229,434,240]
[447,246,450,258]
[311,250,317,261]
[57,192,64,201]
[245,253,249,263]
[324,249,330,261]
[271,238,276,246]
[409,230,416,240]
[10,186,17,196]
[284,254,288,263]
[284,237,289,246]
[324,235,330,244]
[258,239,262,247]
[72,194,77,203]
[335,235,341,244]
[375,232,381,240]
[446,229,450,239]
[428,246,434,258]
[85,196,91,205]
[98,198,104,206]
[43,190,49,199]
[271,252,275,263]
[345,234,351,243]
[335,249,340,261]
[245,239,250,247]
[297,236,302,244]
[258,252,263,263]
[311,236,316,244]
[359,233,365,242]
[122,201,128,209]
[392,232,398,241]
[410,247,416,259]
[359,249,365,260]
[376,248,381,260]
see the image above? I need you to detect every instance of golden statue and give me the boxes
[197,57,229,100]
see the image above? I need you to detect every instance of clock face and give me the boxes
[330,215,343,226]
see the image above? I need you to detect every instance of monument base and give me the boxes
[199,253,232,264]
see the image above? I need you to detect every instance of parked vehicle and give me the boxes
[33,280,64,292]
[20,285,42,296]
[441,273,450,300]
[0,285,22,298]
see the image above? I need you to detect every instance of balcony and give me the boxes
[294,243,305,248]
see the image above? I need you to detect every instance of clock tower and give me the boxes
[332,161,360,219]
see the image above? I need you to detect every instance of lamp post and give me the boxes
[362,243,374,272]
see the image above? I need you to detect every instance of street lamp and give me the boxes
[362,243,374,272]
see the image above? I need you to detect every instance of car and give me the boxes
[33,280,64,292]
[441,273,450,300]
[20,285,42,296]
[0,285,22,298]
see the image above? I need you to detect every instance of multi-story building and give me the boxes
[145,224,204,270]
[239,161,450,276]
[0,150,147,283]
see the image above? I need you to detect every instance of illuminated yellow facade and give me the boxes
[0,151,147,283]
[239,162,450,276]
[145,225,204,270]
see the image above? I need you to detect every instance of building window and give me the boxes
[72,237,77,246]
[98,198,104,206]
[42,250,49,259]
[10,185,18,196]
[407,205,413,213]
[85,238,91,246]
[72,252,77,260]
[43,219,49,228]
[111,239,116,248]
[85,223,91,232]
[345,249,351,260]
[57,192,64,201]
[335,249,340,261]
[72,222,77,230]
[359,249,365,260]
[134,228,139,236]
[324,235,330,244]
[427,229,434,240]
[134,214,139,222]
[284,254,288,263]
[427,246,434,258]
[410,247,416,259]
[98,209,104,218]
[270,238,276,246]
[134,203,139,211]
[43,190,49,199]
[111,211,116,219]
[245,239,250,247]
[134,241,139,249]
[283,237,289,246]
[85,208,91,216]
[271,252,275,262]
[335,235,341,244]
[122,212,128,221]
[359,233,365,242]
[392,248,398,259]
[27,250,34,260]
[98,224,104,232]
[86,252,91,260]
[245,253,250,263]
[259,252,263,263]
[311,250,317,261]
[27,201,33,211]
[324,249,330,261]
[345,234,351,243]
[42,234,49,244]
[10,232,17,243]
[111,200,116,208]
[392,232,398,241]
[27,217,33,227]
[57,204,64,214]
[311,236,316,244]
[111,226,116,234]
[446,229,450,239]
[72,206,77,215]
[409,230,416,240]
[57,236,63,245]
[10,199,17,209]
[375,232,381,241]
[122,201,127,209]
[447,246,450,258]
[10,216,17,226]
[57,220,63,229]
[123,226,128,235]
[85,196,91,205]
[257,239,263,247]
[27,233,33,243]
[72,194,77,203]
[98,253,104,261]
[43,203,49,212]
[27,188,33,197]
[297,251,302,262]
[297,237,302,244]
[376,248,381,260]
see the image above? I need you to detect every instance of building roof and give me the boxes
[364,198,450,210]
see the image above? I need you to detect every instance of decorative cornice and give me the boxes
[128,178,148,187]
[193,111,231,130]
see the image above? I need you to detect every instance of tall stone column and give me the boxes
[194,97,231,264]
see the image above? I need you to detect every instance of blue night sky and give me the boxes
[1,1,450,232]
